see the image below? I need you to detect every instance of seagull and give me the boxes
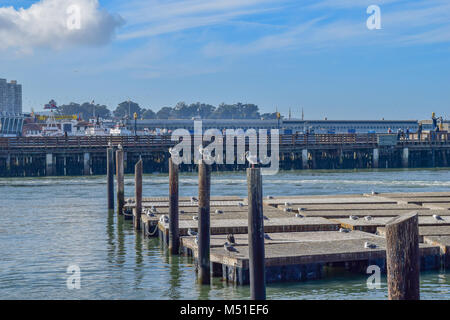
[364,216,373,221]
[266,196,273,199]
[263,215,269,220]
[215,209,224,215]
[187,228,197,236]
[245,151,259,168]
[159,215,169,223]
[264,233,271,240]
[284,202,292,207]
[364,242,377,249]
[295,213,304,218]
[298,207,306,212]
[283,207,292,212]
[224,242,236,252]
[433,214,444,221]
[145,209,155,217]
[371,190,379,195]
[227,234,236,245]
[192,216,199,221]
[349,215,359,220]
[238,202,244,208]
[339,228,350,233]
[190,196,198,204]
[150,206,158,214]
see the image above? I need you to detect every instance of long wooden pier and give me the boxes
[1,131,450,177]
[123,191,450,285]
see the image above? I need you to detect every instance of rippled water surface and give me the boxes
[1,168,449,299]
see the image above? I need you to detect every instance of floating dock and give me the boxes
[125,191,450,285]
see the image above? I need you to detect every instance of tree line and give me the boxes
[52,100,280,120]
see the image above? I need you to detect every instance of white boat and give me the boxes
[110,124,132,136]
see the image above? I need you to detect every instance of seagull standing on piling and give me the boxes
[245,151,259,168]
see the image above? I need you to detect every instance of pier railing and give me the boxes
[0,132,449,150]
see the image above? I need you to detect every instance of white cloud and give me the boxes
[0,0,124,52]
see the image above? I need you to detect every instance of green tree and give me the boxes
[114,101,142,119]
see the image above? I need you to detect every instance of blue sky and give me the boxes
[1,0,449,120]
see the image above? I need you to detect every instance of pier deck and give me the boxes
[130,191,450,285]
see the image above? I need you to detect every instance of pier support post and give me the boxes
[402,148,409,168]
[247,168,266,300]
[386,212,420,300]
[302,149,308,169]
[169,158,179,254]
[116,147,125,215]
[373,148,379,169]
[107,148,114,211]
[83,153,90,175]
[6,154,10,174]
[198,161,211,284]
[134,159,143,230]
[46,153,55,176]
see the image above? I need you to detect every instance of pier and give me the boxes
[123,189,450,287]
[1,132,450,177]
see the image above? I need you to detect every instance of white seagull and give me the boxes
[364,216,373,221]
[349,215,359,220]
[187,228,197,236]
[215,209,224,215]
[159,215,169,224]
[295,213,304,218]
[433,214,444,221]
[364,242,377,249]
[245,151,258,168]
[339,228,350,233]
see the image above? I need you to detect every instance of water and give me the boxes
[1,168,450,300]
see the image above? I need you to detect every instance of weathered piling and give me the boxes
[198,161,211,284]
[386,212,420,300]
[169,158,180,254]
[134,159,143,230]
[107,148,114,211]
[247,168,266,300]
[116,146,125,215]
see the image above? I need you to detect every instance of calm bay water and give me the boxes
[1,168,450,300]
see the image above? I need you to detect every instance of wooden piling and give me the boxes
[169,158,180,254]
[198,161,211,284]
[116,147,125,215]
[247,168,266,300]
[107,148,114,211]
[385,212,420,300]
[134,159,143,230]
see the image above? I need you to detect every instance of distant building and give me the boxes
[125,118,420,134]
[0,78,22,114]
[0,78,24,136]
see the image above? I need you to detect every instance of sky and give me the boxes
[0,0,449,120]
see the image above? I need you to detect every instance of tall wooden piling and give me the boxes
[107,148,114,211]
[385,212,420,300]
[247,168,266,300]
[169,158,180,254]
[198,161,211,284]
[116,147,125,215]
[134,159,143,230]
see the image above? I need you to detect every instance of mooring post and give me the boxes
[169,158,180,254]
[198,161,211,284]
[116,146,125,215]
[247,167,266,300]
[386,212,420,300]
[107,148,114,211]
[134,159,143,230]
[83,152,90,175]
